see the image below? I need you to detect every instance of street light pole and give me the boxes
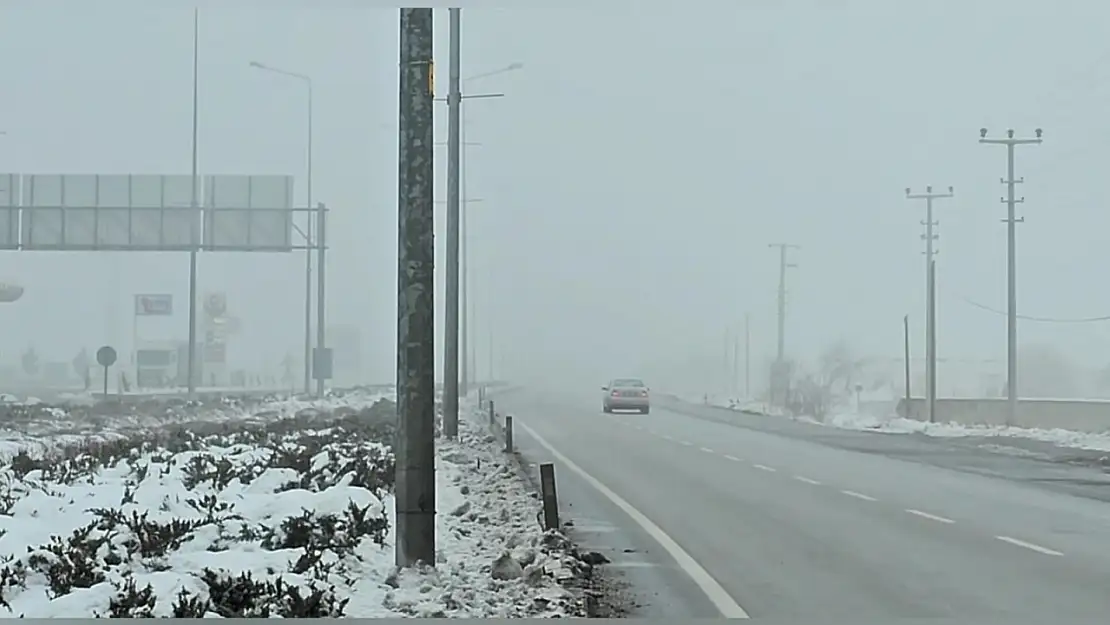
[250,60,314,395]
[443,7,463,438]
[434,58,519,431]
[457,63,521,397]
[187,7,200,396]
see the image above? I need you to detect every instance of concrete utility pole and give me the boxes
[186,7,200,396]
[315,202,326,398]
[744,312,751,398]
[905,185,953,424]
[395,7,436,568]
[927,260,937,423]
[442,7,463,439]
[768,243,799,405]
[979,128,1043,426]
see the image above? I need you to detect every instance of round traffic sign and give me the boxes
[96,346,118,368]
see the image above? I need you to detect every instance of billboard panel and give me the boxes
[134,294,173,316]
[18,174,201,250]
[0,174,18,250]
[203,175,294,251]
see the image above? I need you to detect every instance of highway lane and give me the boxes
[496,388,1110,618]
[657,394,1110,504]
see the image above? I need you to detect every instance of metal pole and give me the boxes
[744,312,750,398]
[315,202,326,398]
[775,248,786,363]
[487,307,494,382]
[768,243,798,405]
[979,128,1042,426]
[442,7,462,439]
[460,104,470,397]
[248,62,314,395]
[1005,142,1016,425]
[303,81,314,395]
[903,314,911,414]
[186,7,199,397]
[395,7,436,568]
[927,260,937,423]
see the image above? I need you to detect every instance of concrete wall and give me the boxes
[897,396,1110,433]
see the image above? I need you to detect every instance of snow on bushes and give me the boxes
[0,401,395,617]
[0,392,595,618]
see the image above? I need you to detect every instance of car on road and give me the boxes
[602,378,650,414]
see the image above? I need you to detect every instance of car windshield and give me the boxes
[611,379,644,388]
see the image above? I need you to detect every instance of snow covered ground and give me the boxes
[0,389,589,617]
[700,394,1110,454]
[803,410,1110,453]
[689,393,782,417]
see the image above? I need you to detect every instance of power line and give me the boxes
[954,294,1110,323]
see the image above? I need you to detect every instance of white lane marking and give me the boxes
[841,490,877,501]
[515,420,750,618]
[794,475,821,485]
[699,446,716,454]
[661,434,675,442]
[753,464,776,472]
[995,535,1064,556]
[905,509,955,524]
[723,454,742,462]
[607,561,662,568]
[571,525,621,533]
[680,440,694,447]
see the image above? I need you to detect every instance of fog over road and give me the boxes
[494,387,1110,618]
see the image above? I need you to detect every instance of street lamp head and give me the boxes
[926,185,933,193]
[1006,129,1015,139]
[948,186,954,194]
[506,62,524,71]
[1035,128,1043,139]
[905,187,911,196]
[979,128,988,139]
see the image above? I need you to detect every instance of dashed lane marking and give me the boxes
[794,475,821,485]
[699,446,716,454]
[841,490,877,502]
[995,535,1064,556]
[753,464,777,472]
[723,454,742,462]
[905,509,955,524]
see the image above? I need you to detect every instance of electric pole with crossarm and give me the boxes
[768,243,799,406]
[978,128,1043,427]
[905,185,954,424]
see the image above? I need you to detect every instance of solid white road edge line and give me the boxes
[995,535,1064,556]
[515,420,750,619]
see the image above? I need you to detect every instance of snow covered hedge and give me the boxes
[0,392,596,617]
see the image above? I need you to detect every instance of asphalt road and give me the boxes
[495,387,1110,619]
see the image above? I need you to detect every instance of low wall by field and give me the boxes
[897,396,1110,433]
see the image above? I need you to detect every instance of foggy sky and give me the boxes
[2,0,1110,392]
